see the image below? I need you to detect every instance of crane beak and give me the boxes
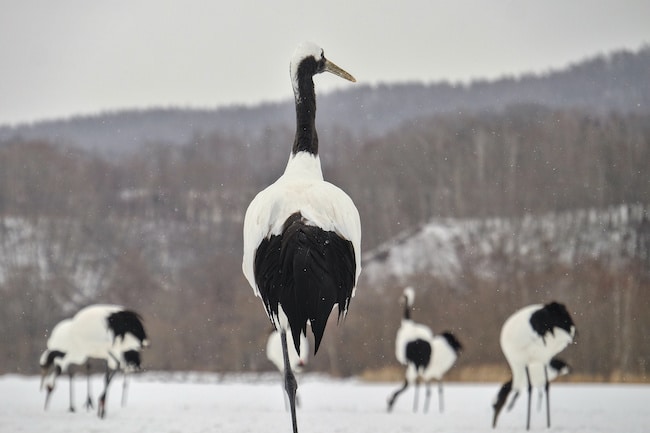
[324,59,356,83]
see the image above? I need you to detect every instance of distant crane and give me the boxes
[41,304,149,418]
[387,287,462,413]
[40,319,136,412]
[266,328,309,408]
[492,302,575,430]
[242,42,359,433]
[266,328,309,375]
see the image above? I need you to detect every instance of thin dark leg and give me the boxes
[413,380,420,413]
[423,382,431,413]
[68,372,75,412]
[526,366,532,430]
[387,379,408,412]
[280,330,299,433]
[544,365,551,428]
[438,381,444,413]
[121,372,128,407]
[85,363,93,410]
[98,364,116,419]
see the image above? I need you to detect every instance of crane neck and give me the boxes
[292,73,318,156]
[402,300,412,320]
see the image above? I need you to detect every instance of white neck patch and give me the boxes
[290,41,323,96]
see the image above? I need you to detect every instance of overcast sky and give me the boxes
[1,0,649,126]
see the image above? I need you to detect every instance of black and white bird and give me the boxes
[266,328,309,375]
[492,302,575,430]
[41,304,148,418]
[387,287,463,413]
[242,42,360,433]
[266,328,309,409]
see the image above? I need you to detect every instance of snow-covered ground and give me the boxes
[0,373,647,433]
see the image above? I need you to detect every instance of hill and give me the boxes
[1,46,648,157]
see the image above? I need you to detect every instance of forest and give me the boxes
[0,47,649,382]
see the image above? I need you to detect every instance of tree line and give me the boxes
[0,106,648,381]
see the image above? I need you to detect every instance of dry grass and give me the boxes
[358,364,650,384]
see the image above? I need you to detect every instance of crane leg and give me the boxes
[438,380,444,413]
[68,372,75,412]
[387,379,408,412]
[413,380,420,413]
[544,365,551,428]
[280,330,299,433]
[98,364,116,419]
[85,363,94,410]
[122,372,129,407]
[423,382,431,413]
[525,366,532,430]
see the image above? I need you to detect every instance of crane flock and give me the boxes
[31,43,581,431]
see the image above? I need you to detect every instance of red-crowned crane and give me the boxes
[41,304,148,418]
[242,42,359,433]
[387,287,462,413]
[492,302,575,430]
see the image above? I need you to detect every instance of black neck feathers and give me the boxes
[402,297,411,320]
[292,58,319,156]
[492,379,513,427]
[550,357,569,372]
[107,310,147,344]
[441,331,463,353]
[530,301,574,338]
[43,350,65,368]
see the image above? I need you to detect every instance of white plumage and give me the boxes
[242,152,362,314]
[40,318,83,412]
[266,329,309,374]
[492,302,575,429]
[388,287,462,413]
[40,304,148,418]
[242,42,358,433]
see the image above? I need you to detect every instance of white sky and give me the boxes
[1,0,649,126]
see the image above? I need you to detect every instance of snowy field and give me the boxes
[1,373,648,433]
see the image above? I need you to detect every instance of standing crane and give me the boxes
[388,287,462,413]
[492,302,575,430]
[41,304,148,418]
[243,42,359,433]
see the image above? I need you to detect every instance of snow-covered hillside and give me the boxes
[2,204,648,303]
[362,204,650,286]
